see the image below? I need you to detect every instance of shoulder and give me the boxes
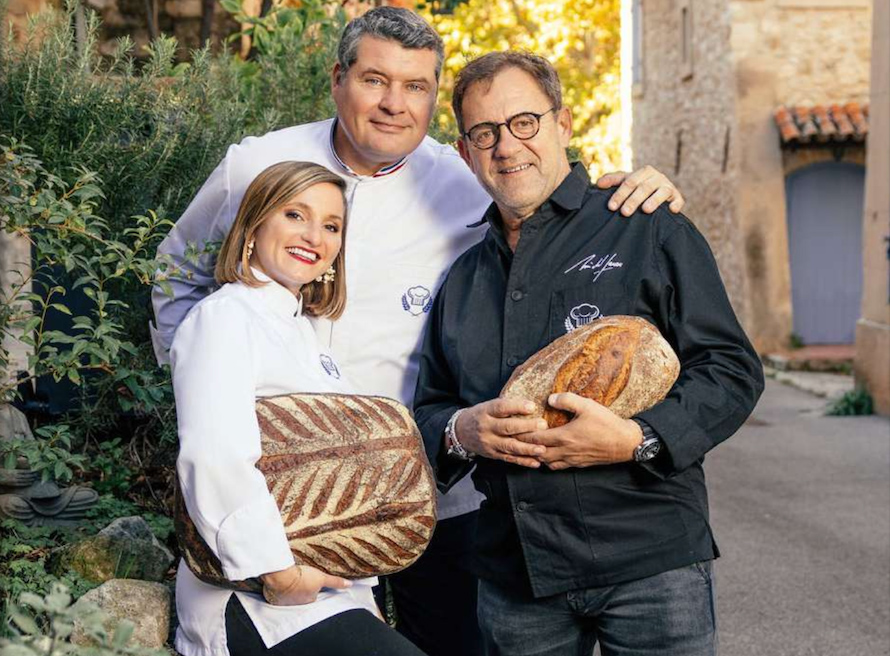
[233,120,332,155]
[174,284,256,342]
[415,137,481,186]
[224,120,333,174]
[440,236,489,288]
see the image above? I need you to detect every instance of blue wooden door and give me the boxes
[785,162,865,344]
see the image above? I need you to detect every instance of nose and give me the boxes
[378,85,406,115]
[492,124,522,159]
[300,220,323,246]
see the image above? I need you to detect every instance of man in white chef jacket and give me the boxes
[152,7,686,656]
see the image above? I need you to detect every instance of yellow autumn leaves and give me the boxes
[422,0,621,176]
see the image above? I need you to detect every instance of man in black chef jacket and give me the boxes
[413,51,764,656]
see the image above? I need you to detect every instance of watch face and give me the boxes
[636,439,662,462]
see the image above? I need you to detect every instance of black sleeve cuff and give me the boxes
[631,417,674,480]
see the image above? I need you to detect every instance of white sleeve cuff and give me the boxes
[216,494,295,581]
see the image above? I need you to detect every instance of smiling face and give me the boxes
[249,182,346,295]
[457,67,573,225]
[331,36,438,175]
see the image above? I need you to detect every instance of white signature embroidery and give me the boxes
[564,253,624,282]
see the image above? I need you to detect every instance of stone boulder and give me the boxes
[71,579,172,649]
[52,516,174,583]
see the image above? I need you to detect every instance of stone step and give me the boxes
[762,344,854,374]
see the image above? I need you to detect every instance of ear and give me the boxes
[331,63,343,90]
[457,137,476,173]
[556,106,573,149]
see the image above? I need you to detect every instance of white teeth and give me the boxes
[502,164,531,174]
[285,247,318,261]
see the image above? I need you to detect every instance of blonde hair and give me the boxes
[215,161,348,320]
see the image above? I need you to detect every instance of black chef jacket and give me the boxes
[413,163,764,598]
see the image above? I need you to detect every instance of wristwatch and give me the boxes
[444,408,475,461]
[632,418,663,463]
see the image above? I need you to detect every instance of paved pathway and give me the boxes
[708,379,890,656]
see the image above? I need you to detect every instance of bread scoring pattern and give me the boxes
[176,394,437,592]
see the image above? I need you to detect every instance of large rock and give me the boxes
[71,579,172,649]
[52,516,174,583]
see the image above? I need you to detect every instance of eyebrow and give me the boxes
[281,202,344,222]
[360,67,433,86]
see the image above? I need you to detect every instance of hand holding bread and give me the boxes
[453,398,547,468]
[493,315,680,469]
[261,564,352,606]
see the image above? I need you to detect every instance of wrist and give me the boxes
[261,565,300,592]
[262,565,303,605]
[445,408,474,461]
[630,418,663,463]
[621,418,644,461]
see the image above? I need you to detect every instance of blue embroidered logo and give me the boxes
[564,303,601,333]
[319,354,341,379]
[401,285,433,316]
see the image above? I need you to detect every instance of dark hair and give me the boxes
[215,161,349,320]
[337,7,444,81]
[452,52,563,133]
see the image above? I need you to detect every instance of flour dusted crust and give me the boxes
[175,394,437,592]
[501,316,680,425]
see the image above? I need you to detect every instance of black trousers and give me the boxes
[225,595,426,656]
[386,510,483,656]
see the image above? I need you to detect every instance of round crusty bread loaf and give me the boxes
[500,315,680,425]
[175,393,437,592]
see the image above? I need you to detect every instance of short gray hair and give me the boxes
[452,52,563,133]
[337,7,444,81]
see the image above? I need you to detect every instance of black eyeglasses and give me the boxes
[462,108,557,150]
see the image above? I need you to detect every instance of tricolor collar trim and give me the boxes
[328,118,408,178]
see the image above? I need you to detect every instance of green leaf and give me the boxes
[112,619,135,648]
[53,460,69,481]
[10,610,40,635]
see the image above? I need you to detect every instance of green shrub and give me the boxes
[1,582,168,655]
[0,522,98,630]
[1,2,348,489]
[826,388,874,416]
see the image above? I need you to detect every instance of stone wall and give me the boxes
[729,0,871,351]
[630,0,749,325]
[630,0,873,352]
[854,0,889,415]
[0,232,32,387]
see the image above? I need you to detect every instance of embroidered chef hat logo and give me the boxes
[319,354,341,379]
[564,303,601,333]
[401,285,433,316]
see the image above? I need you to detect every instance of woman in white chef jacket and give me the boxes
[171,162,426,656]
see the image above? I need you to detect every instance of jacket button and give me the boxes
[510,290,524,301]
[507,356,519,367]
[516,501,529,512]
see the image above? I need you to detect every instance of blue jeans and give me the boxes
[477,561,717,656]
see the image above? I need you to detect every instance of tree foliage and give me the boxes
[421,0,621,176]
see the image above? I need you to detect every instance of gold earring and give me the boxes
[246,239,254,260]
[315,266,335,284]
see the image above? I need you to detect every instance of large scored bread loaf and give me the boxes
[175,393,437,592]
[501,315,680,426]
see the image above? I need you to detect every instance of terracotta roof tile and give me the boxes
[774,103,869,146]
[845,102,868,137]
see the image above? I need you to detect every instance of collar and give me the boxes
[248,266,304,319]
[483,162,591,251]
[328,118,409,179]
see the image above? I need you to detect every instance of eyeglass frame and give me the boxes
[461,107,559,150]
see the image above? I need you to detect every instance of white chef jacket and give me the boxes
[154,118,491,519]
[170,270,378,656]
